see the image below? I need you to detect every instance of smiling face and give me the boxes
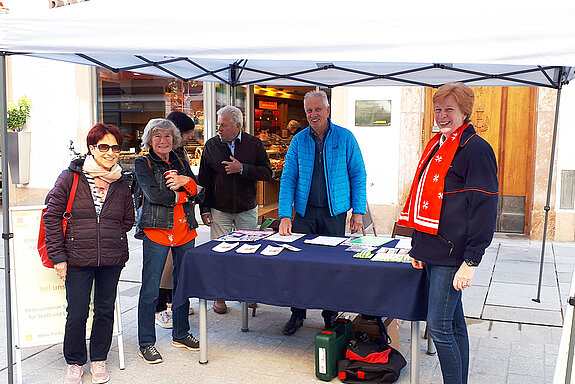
[90,133,120,170]
[150,129,173,160]
[434,95,466,138]
[305,95,330,135]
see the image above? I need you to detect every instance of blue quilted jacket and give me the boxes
[279,120,367,218]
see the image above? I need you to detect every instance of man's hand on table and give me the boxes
[279,217,292,236]
[349,213,364,234]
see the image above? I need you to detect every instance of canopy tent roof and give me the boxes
[1,0,574,88]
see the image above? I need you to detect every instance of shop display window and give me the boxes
[96,69,205,170]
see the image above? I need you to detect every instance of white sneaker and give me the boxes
[155,310,173,329]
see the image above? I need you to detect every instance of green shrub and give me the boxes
[7,96,31,131]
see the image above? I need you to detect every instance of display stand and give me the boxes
[8,206,125,384]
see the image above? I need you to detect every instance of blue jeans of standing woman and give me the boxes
[425,264,469,384]
[138,235,195,346]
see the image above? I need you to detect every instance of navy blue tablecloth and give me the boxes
[173,236,429,321]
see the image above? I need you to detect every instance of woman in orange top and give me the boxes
[134,118,202,364]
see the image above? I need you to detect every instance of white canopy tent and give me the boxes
[2,0,575,382]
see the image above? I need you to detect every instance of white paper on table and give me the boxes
[394,238,412,249]
[212,242,239,252]
[260,245,284,256]
[276,243,302,252]
[236,243,262,254]
[264,232,306,243]
[303,236,348,246]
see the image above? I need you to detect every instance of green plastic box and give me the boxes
[315,319,353,381]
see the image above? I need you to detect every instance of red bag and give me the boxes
[38,172,79,268]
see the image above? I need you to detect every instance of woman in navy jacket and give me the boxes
[398,82,498,384]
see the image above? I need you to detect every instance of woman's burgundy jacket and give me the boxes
[44,157,135,269]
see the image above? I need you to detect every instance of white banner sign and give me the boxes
[9,206,121,349]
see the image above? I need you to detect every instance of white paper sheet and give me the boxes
[303,236,347,246]
[212,242,239,252]
[264,232,306,243]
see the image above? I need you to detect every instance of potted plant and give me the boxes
[7,96,31,131]
[6,96,32,184]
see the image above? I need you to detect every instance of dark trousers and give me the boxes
[290,206,346,321]
[64,266,123,365]
[156,288,172,312]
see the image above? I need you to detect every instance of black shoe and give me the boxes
[139,345,163,364]
[324,313,339,330]
[172,334,200,351]
[282,315,304,335]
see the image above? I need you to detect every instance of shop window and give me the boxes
[96,69,205,170]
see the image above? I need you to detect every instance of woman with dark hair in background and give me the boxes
[45,123,135,384]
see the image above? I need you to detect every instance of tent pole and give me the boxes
[0,52,15,384]
[533,78,563,303]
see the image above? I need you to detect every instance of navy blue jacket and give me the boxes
[411,125,498,267]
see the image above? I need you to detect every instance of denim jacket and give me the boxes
[134,150,200,239]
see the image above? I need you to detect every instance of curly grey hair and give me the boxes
[140,118,182,151]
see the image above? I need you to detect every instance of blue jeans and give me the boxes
[425,264,469,384]
[64,266,123,365]
[138,236,195,346]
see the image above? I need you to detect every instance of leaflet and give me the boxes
[212,242,239,252]
[264,232,306,243]
[394,238,412,249]
[215,230,273,242]
[349,236,394,247]
[236,243,262,254]
[260,245,284,256]
[303,236,347,246]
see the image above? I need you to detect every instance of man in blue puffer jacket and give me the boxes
[278,90,367,335]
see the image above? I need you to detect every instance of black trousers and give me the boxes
[155,288,172,312]
[64,266,122,365]
[290,205,346,320]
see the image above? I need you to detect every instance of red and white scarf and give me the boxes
[397,124,468,235]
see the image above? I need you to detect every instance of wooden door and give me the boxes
[424,86,536,233]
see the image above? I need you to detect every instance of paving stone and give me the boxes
[472,265,494,287]
[463,286,488,318]
[492,260,557,286]
[486,282,561,311]
[483,305,563,326]
[508,355,545,377]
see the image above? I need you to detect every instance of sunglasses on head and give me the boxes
[94,144,122,153]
